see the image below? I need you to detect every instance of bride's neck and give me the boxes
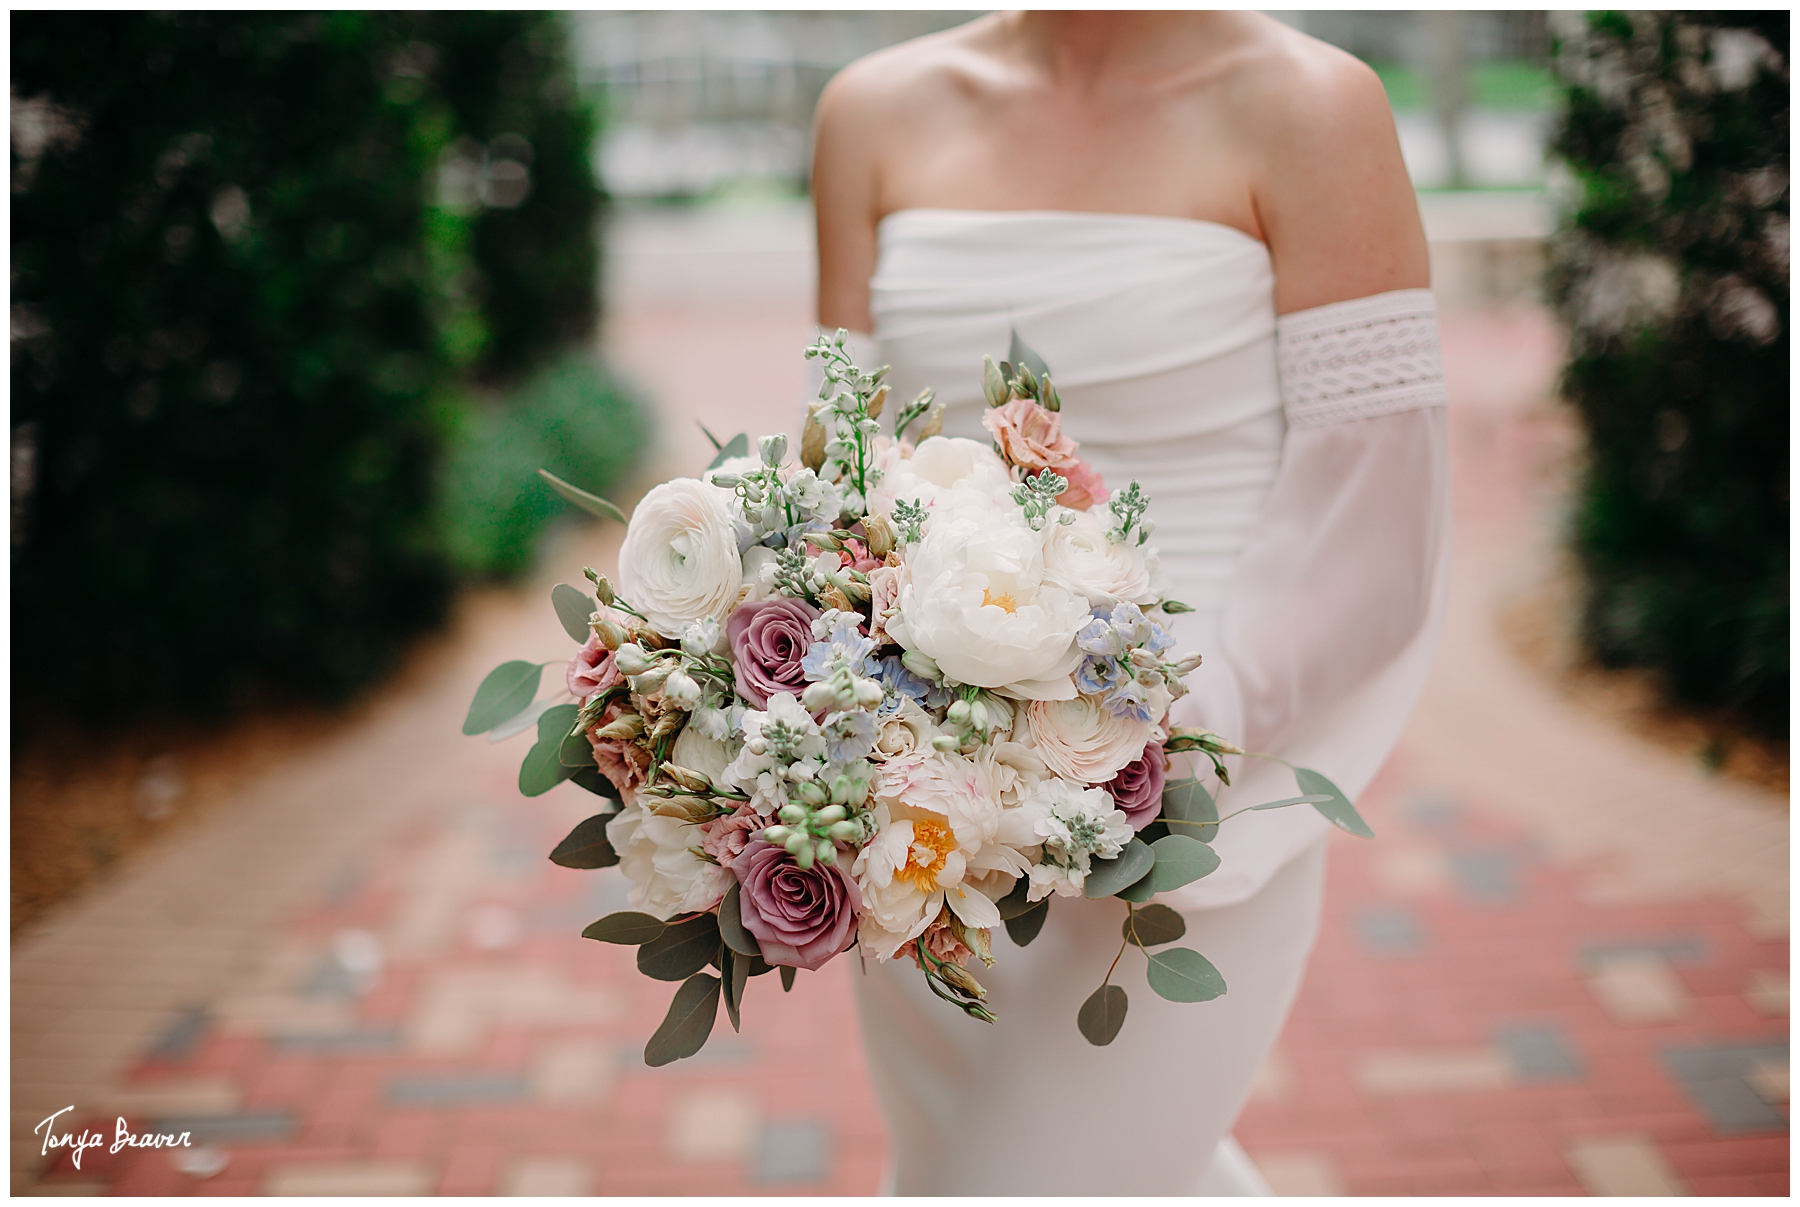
[1008,11,1246,85]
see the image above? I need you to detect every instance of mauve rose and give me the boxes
[735,838,862,971]
[982,398,1079,473]
[1106,743,1167,831]
[727,598,820,707]
[567,630,623,700]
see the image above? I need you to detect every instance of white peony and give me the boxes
[606,801,732,920]
[1023,693,1160,784]
[871,436,1013,517]
[669,725,737,786]
[617,478,744,638]
[884,486,1089,690]
[1043,507,1162,608]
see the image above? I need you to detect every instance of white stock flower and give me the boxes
[885,487,1088,690]
[617,478,744,639]
[1023,693,1159,784]
[1043,506,1162,607]
[605,801,732,920]
[1010,777,1133,902]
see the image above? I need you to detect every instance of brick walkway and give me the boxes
[13,205,1787,1195]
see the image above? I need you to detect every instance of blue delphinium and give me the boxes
[801,612,877,682]
[1075,602,1176,721]
[874,654,953,714]
[821,709,879,763]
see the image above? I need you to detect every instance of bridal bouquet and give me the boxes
[464,331,1371,1065]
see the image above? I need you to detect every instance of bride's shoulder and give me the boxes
[814,17,1003,133]
[1215,22,1399,158]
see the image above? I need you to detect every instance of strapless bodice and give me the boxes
[870,208,1285,617]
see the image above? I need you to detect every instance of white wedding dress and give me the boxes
[845,209,1451,1195]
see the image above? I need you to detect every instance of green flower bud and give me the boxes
[816,841,838,867]
[827,820,860,841]
[814,804,847,826]
[763,825,792,844]
[784,832,810,857]
[778,804,808,826]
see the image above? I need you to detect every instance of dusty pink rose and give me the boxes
[1106,743,1167,831]
[982,398,1080,472]
[566,630,623,700]
[866,564,902,643]
[727,598,820,707]
[734,837,862,971]
[586,700,651,794]
[701,801,772,869]
[1055,457,1109,510]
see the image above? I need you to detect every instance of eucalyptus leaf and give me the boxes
[1159,776,1218,843]
[996,876,1037,921]
[1248,794,1334,811]
[1008,328,1052,383]
[550,813,621,869]
[705,432,750,472]
[519,704,581,796]
[1149,834,1222,892]
[538,468,629,525]
[1004,899,1050,947]
[1083,838,1155,899]
[557,721,595,769]
[1145,946,1227,1003]
[1124,903,1187,947]
[463,660,544,735]
[568,766,621,800]
[717,883,763,957]
[637,913,721,982]
[1295,767,1375,838]
[487,695,561,743]
[1077,984,1128,1046]
[644,973,721,1067]
[722,946,747,1033]
[780,965,796,993]
[1115,870,1157,903]
[552,583,595,643]
[745,953,775,977]
[698,421,724,452]
[581,911,667,946]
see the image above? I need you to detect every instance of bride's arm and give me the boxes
[1169,48,1451,903]
[812,62,887,335]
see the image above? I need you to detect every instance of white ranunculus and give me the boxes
[884,487,1089,690]
[606,801,732,920]
[1043,507,1161,608]
[1023,693,1157,784]
[617,478,744,638]
[873,698,940,761]
[871,436,1013,517]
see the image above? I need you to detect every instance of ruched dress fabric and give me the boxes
[849,209,1451,1195]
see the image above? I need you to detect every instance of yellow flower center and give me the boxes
[981,588,1018,613]
[894,819,956,889]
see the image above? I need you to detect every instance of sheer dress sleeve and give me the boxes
[1163,288,1454,910]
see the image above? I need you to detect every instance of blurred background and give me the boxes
[11,10,1787,1197]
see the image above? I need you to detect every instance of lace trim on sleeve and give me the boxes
[1277,288,1447,429]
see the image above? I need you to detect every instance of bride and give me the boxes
[810,11,1450,1196]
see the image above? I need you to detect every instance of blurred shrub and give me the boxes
[438,356,648,580]
[1546,13,1788,737]
[12,13,622,717]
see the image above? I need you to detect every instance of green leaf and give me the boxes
[1083,838,1154,899]
[779,964,796,993]
[637,913,721,982]
[1077,983,1128,1046]
[717,883,763,957]
[552,583,595,643]
[1004,899,1050,947]
[519,703,581,796]
[557,722,594,769]
[486,695,560,743]
[463,660,544,735]
[1145,946,1227,1003]
[581,911,667,946]
[1149,834,1222,892]
[1116,869,1157,902]
[1248,794,1334,811]
[1295,767,1375,838]
[745,953,775,977]
[645,973,721,1066]
[698,421,724,452]
[1008,328,1052,382]
[549,813,620,869]
[705,432,750,472]
[996,875,1037,921]
[1159,776,1218,843]
[1124,903,1187,947]
[722,946,748,1033]
[538,468,629,525]
[568,766,620,799]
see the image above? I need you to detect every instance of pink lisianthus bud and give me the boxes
[567,630,624,700]
[734,837,862,971]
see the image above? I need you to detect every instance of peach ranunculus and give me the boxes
[981,398,1108,510]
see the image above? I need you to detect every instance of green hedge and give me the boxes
[1546,12,1788,737]
[11,13,623,717]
